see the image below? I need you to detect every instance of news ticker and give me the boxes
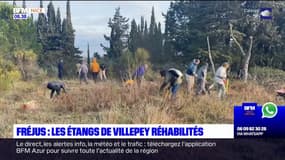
[13,102,285,139]
[13,124,233,139]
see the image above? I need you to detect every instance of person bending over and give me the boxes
[47,81,66,98]
[160,68,183,100]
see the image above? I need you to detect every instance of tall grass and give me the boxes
[0,78,276,138]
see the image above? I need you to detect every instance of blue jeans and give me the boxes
[171,84,180,98]
[58,71,63,79]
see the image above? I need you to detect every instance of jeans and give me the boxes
[217,83,226,99]
[58,71,63,80]
[171,84,180,98]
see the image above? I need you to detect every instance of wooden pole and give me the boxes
[207,36,216,75]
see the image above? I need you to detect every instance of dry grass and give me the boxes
[0,78,276,138]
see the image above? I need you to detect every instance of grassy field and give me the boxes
[0,78,278,138]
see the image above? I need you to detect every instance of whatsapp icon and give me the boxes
[262,102,278,118]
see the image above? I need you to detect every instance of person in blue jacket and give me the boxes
[185,59,200,94]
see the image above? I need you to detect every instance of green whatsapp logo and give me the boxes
[262,102,278,118]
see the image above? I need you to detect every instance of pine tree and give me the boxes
[87,43,90,67]
[163,2,179,61]
[144,20,148,42]
[66,0,71,24]
[62,0,75,55]
[55,8,61,34]
[155,22,163,60]
[147,7,159,62]
[22,0,26,8]
[140,16,144,34]
[37,0,48,49]
[47,1,56,34]
[137,16,145,48]
[128,19,138,53]
[101,7,129,58]
[149,6,156,36]
[40,0,43,8]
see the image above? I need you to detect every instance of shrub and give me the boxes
[134,48,150,64]
[12,49,46,81]
[0,56,21,90]
[250,66,285,80]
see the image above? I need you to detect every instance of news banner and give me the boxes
[13,102,285,139]
[1,102,284,159]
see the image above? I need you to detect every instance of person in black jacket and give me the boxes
[47,81,66,98]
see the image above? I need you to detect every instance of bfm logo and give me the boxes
[13,8,45,20]
[13,8,45,14]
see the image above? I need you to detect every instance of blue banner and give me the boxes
[234,102,285,138]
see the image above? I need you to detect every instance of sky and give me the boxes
[6,1,171,57]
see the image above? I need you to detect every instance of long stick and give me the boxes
[207,36,215,75]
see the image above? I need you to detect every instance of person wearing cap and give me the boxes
[185,59,200,94]
[196,63,209,95]
[214,62,230,99]
[160,68,183,100]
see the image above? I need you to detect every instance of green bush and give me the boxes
[0,56,21,90]
[250,67,285,79]
[13,49,45,81]
[135,48,150,64]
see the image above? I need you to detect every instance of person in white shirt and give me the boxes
[212,62,230,99]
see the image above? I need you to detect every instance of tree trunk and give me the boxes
[18,59,27,81]
[207,36,216,75]
[229,23,253,83]
[242,36,253,82]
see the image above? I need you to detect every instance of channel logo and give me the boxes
[260,8,272,20]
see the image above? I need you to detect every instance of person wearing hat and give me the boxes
[185,59,200,94]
